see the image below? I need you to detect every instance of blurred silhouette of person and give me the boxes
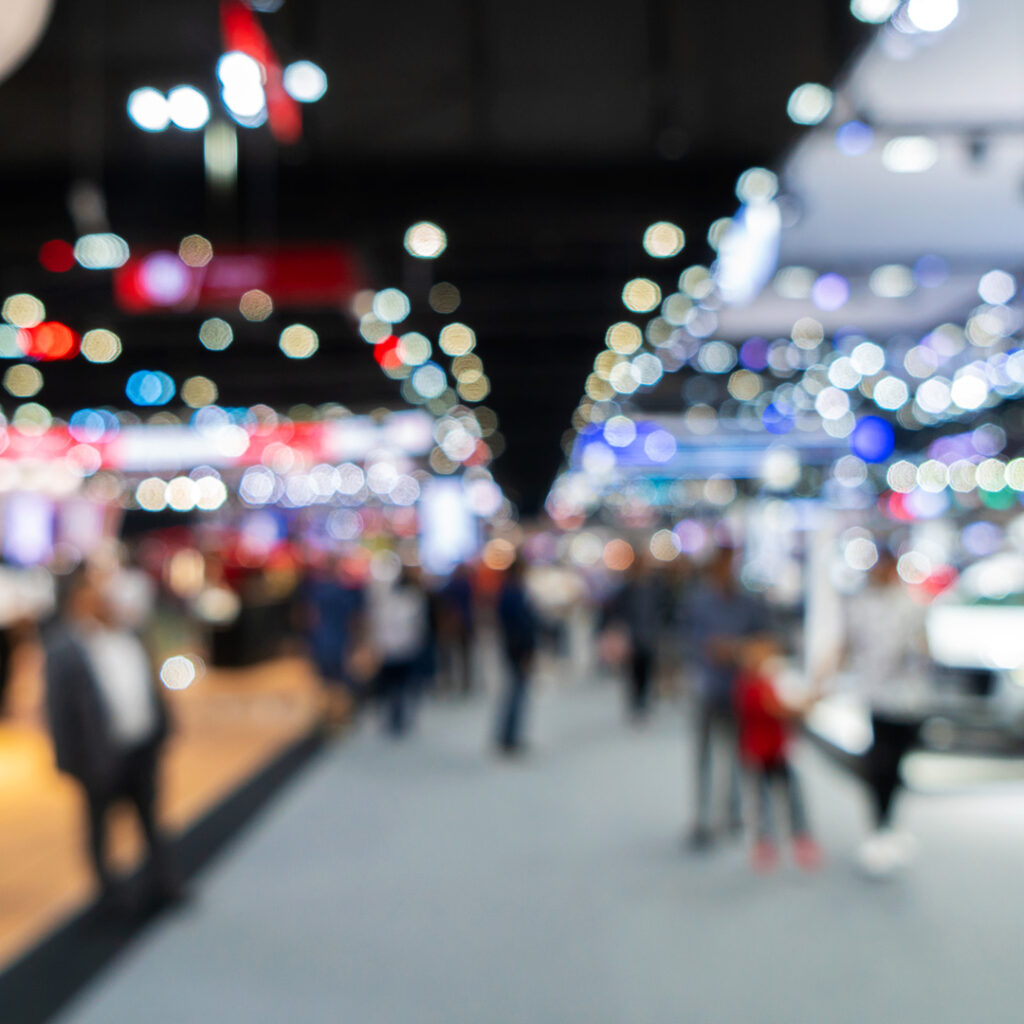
[42,565,177,912]
[368,567,429,737]
[302,556,366,696]
[438,563,475,695]
[734,635,820,873]
[842,551,929,877]
[605,558,662,721]
[413,568,442,697]
[495,558,538,755]
[683,545,769,849]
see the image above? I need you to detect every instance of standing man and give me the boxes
[683,545,769,849]
[43,565,177,912]
[495,557,538,756]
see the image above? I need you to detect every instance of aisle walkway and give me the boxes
[57,673,1024,1023]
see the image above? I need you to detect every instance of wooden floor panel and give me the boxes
[0,654,327,969]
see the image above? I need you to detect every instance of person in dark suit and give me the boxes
[495,558,539,755]
[43,565,176,911]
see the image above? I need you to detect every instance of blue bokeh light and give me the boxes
[850,415,894,463]
[126,370,175,406]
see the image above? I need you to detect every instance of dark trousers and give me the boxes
[864,714,920,828]
[628,648,653,716]
[85,743,170,896]
[694,702,742,832]
[751,758,808,841]
[440,628,473,695]
[376,659,417,735]
[496,657,530,750]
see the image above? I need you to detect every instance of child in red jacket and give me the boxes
[734,635,821,873]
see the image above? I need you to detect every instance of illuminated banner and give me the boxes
[0,411,434,474]
[113,244,366,313]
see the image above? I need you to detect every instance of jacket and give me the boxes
[42,623,169,789]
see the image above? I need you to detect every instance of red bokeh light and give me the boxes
[18,321,80,361]
[38,239,75,273]
[373,334,402,372]
[883,491,914,522]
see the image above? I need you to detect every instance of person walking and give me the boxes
[682,545,770,849]
[42,565,177,913]
[605,558,663,721]
[495,558,538,755]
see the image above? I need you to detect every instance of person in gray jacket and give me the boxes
[43,564,176,911]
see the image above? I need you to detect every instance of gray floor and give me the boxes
[58,672,1024,1023]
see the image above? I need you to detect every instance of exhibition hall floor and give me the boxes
[55,671,1024,1024]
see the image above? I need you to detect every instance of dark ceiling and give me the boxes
[0,0,868,512]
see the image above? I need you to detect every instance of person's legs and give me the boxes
[777,760,808,836]
[692,701,715,840]
[629,648,652,717]
[720,710,743,832]
[123,744,177,898]
[496,662,528,751]
[775,758,821,869]
[866,715,919,829]
[388,663,412,736]
[84,784,115,895]
[751,766,779,871]
[458,628,472,696]
[755,768,774,842]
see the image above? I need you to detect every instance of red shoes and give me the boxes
[793,835,823,872]
[751,836,822,872]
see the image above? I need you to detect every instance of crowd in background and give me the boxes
[0,526,939,917]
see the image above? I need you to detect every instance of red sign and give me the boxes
[113,244,366,313]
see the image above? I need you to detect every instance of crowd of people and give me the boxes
[294,539,933,879]
[17,529,937,919]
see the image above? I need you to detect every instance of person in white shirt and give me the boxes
[841,552,930,876]
[43,565,176,911]
[368,569,429,736]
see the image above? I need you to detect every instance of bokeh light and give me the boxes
[429,282,460,314]
[240,289,273,321]
[404,222,447,259]
[279,323,319,359]
[81,328,122,363]
[3,293,44,328]
[179,234,213,267]
[642,221,685,258]
[181,375,218,408]
[787,83,833,125]
[3,363,42,398]
[622,278,661,313]
[283,60,328,103]
[199,317,233,351]
[439,323,475,356]
[127,87,170,131]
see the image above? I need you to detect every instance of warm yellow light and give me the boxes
[439,323,475,356]
[181,375,218,408]
[279,323,318,358]
[643,221,685,258]
[179,234,213,267]
[606,322,642,354]
[81,328,122,362]
[240,289,273,321]
[622,278,661,313]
